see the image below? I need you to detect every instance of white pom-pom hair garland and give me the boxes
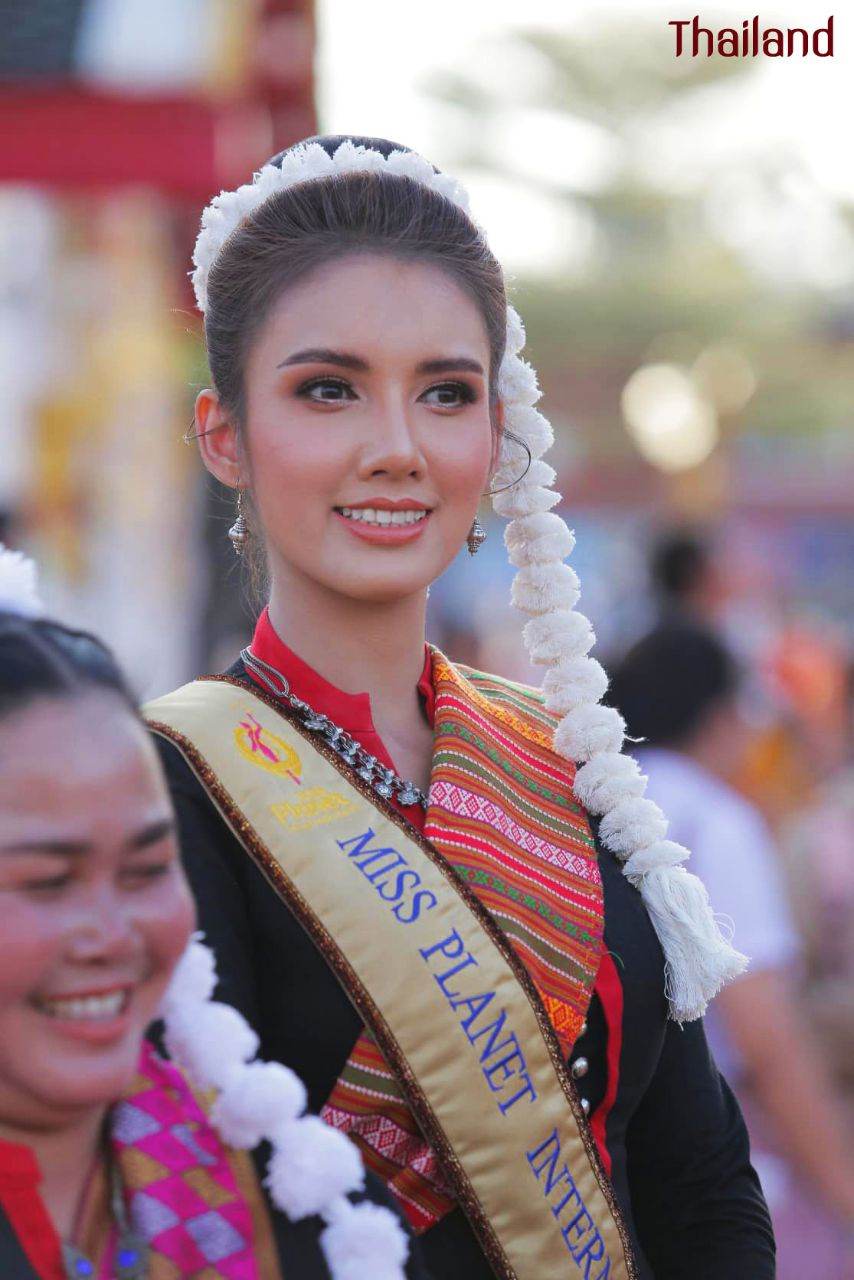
[161,934,408,1278]
[193,140,747,1020]
[0,544,45,619]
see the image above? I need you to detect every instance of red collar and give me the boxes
[248,608,436,732]
[0,1139,40,1186]
[0,1140,64,1280]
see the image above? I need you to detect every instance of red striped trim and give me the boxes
[474,844,604,913]
[424,826,599,911]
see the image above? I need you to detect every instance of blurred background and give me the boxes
[1,1,852,1272]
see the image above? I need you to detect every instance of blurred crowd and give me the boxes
[433,523,854,1276]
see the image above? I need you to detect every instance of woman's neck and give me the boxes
[0,1107,106,1240]
[266,572,429,729]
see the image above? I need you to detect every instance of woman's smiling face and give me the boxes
[196,253,499,603]
[0,692,195,1127]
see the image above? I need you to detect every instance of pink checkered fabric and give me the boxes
[107,1041,262,1279]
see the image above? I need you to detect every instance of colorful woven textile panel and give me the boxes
[321,653,605,1233]
[107,1041,266,1279]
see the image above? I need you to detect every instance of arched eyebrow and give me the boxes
[277,349,484,376]
[125,817,177,851]
[2,817,176,858]
[278,348,368,371]
[417,357,484,375]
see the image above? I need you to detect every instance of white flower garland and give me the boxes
[193,140,748,1021]
[161,936,409,1279]
[0,546,409,1279]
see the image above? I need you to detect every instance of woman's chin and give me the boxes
[313,558,436,604]
[11,1013,148,1115]
[336,574,434,605]
[38,1051,144,1112]
[317,546,459,604]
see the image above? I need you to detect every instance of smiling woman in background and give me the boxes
[146,135,776,1279]
[0,548,415,1280]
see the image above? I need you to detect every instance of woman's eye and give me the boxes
[298,377,357,404]
[25,875,71,893]
[122,862,171,886]
[420,382,476,408]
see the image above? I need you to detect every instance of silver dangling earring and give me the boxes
[466,516,486,556]
[228,490,249,556]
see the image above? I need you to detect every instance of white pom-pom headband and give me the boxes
[193,140,747,1020]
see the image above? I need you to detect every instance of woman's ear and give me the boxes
[193,389,242,488]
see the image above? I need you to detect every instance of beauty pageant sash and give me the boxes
[145,677,636,1280]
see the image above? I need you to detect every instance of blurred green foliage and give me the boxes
[428,18,854,460]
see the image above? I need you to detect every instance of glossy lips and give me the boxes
[37,990,129,1020]
[339,507,427,525]
[33,986,135,1044]
[333,498,432,545]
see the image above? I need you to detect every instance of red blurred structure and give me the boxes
[0,0,316,199]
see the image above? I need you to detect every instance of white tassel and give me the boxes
[634,866,748,1022]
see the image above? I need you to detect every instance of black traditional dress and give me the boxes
[153,610,775,1279]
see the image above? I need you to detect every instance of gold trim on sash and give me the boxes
[146,677,637,1280]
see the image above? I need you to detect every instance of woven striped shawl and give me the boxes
[321,651,605,1233]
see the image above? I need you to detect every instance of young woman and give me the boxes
[148,135,777,1279]
[0,549,416,1280]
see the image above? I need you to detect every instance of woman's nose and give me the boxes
[66,889,140,963]
[357,399,425,478]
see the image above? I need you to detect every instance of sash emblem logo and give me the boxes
[235,712,302,783]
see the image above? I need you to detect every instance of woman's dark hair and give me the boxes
[0,610,137,721]
[205,134,508,427]
[608,621,741,749]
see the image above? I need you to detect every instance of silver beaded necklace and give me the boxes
[240,648,428,810]
[62,1160,148,1279]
